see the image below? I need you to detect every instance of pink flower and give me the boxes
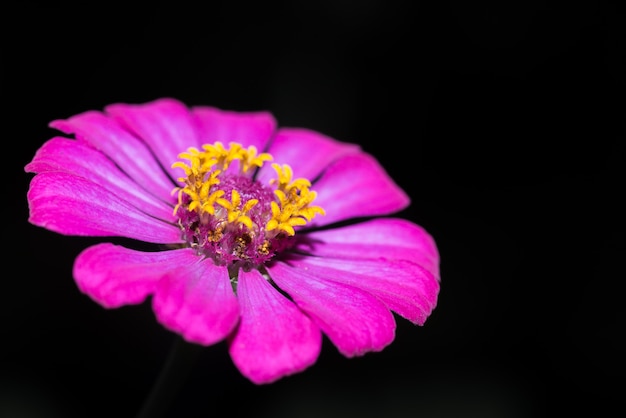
[25,98,440,384]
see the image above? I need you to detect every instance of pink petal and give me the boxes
[73,244,195,308]
[25,137,175,221]
[267,262,396,357]
[256,127,361,184]
[27,172,181,243]
[283,255,439,325]
[297,218,440,279]
[105,98,201,182]
[50,110,175,199]
[152,257,240,346]
[191,105,276,152]
[307,153,410,227]
[228,269,322,384]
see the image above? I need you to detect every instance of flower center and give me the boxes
[172,142,325,269]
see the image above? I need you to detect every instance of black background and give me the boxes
[3,1,624,417]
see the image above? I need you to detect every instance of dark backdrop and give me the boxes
[3,1,624,417]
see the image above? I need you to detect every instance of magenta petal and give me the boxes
[267,262,396,357]
[284,256,439,325]
[191,106,276,153]
[27,172,181,243]
[25,137,175,221]
[228,269,322,384]
[106,98,201,182]
[50,110,175,199]
[297,218,440,279]
[152,258,240,346]
[256,127,361,184]
[73,244,195,308]
[309,153,410,227]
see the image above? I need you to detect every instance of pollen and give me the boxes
[172,142,324,266]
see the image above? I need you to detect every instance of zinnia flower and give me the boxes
[25,98,440,384]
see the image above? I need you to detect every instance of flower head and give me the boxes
[25,98,440,384]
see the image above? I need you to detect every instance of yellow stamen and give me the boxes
[270,163,293,190]
[266,182,325,236]
[216,190,259,230]
[201,141,244,171]
[172,142,324,239]
[238,146,272,173]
